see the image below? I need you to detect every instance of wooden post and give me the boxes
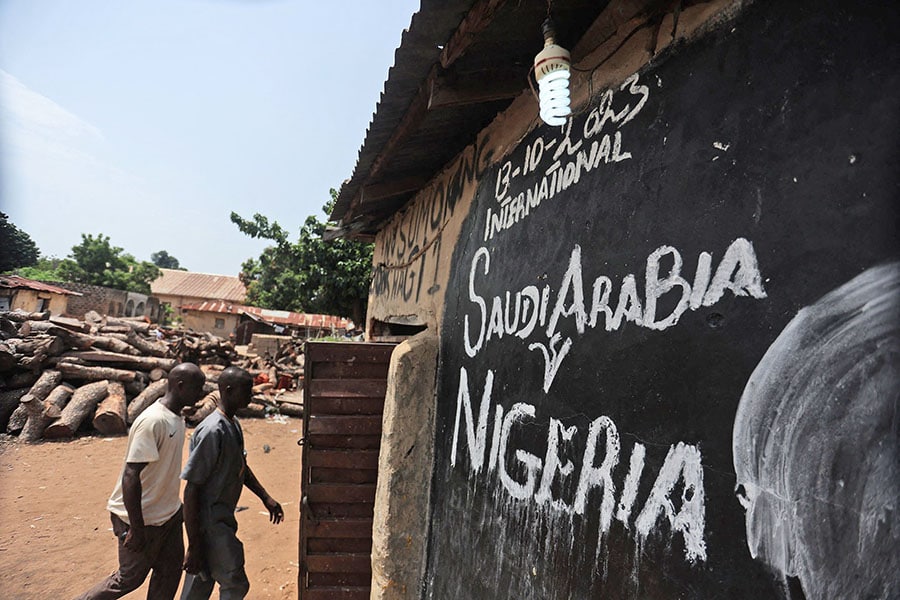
[6,405,27,434]
[44,380,109,439]
[42,383,76,419]
[98,325,133,334]
[106,317,151,334]
[236,402,267,419]
[124,378,148,398]
[0,388,29,432]
[19,370,63,442]
[91,336,141,356]
[48,316,91,333]
[123,330,169,357]
[186,390,220,426]
[57,362,137,383]
[4,310,50,322]
[11,336,65,356]
[126,379,167,424]
[276,402,304,419]
[58,350,176,372]
[93,381,127,435]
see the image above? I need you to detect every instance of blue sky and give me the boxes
[0,0,420,275]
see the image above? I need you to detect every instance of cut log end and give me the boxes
[92,413,127,435]
[93,381,127,435]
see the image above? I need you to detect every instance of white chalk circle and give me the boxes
[733,262,899,599]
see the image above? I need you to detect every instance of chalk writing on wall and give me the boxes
[371,142,484,305]
[733,262,900,600]
[450,366,709,563]
[426,1,899,596]
[485,74,650,241]
[445,236,768,567]
[463,237,767,392]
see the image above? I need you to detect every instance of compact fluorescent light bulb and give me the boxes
[534,21,571,126]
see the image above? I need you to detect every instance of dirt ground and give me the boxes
[0,415,303,599]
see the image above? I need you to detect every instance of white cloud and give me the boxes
[0,69,103,142]
[0,69,157,260]
[0,69,267,274]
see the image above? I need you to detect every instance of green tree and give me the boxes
[56,234,160,294]
[15,257,65,282]
[0,212,40,272]
[150,250,185,270]
[231,190,372,324]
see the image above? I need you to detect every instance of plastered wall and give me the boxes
[6,290,69,315]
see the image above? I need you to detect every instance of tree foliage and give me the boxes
[54,234,160,294]
[0,212,40,272]
[15,257,66,282]
[150,250,185,270]
[232,190,372,324]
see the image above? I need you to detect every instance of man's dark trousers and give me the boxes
[74,508,184,600]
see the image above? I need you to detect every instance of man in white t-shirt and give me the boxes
[75,362,205,600]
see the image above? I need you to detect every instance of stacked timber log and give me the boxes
[0,309,297,443]
[238,337,305,391]
[162,329,239,365]
[224,337,306,418]
[184,385,304,426]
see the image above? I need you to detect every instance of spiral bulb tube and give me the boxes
[538,69,571,126]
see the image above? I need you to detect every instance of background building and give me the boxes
[0,275,80,315]
[178,300,351,339]
[150,268,246,324]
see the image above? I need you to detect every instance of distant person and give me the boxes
[180,367,284,600]
[75,362,206,600]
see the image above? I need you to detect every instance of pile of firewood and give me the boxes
[189,364,304,423]
[163,329,240,365]
[239,336,305,390]
[0,309,298,443]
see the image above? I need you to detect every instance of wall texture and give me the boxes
[5,290,68,315]
[182,311,238,335]
[367,0,899,598]
[56,282,128,318]
[371,330,439,600]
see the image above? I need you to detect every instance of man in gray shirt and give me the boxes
[180,367,283,600]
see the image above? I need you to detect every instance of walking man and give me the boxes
[76,362,206,600]
[181,366,283,600]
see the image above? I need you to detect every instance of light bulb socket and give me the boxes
[541,18,557,44]
[534,44,570,81]
[534,18,570,81]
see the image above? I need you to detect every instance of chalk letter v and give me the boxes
[528,333,573,393]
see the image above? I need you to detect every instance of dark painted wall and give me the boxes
[426,1,899,598]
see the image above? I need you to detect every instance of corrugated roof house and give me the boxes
[179,300,352,341]
[0,275,81,315]
[151,269,246,316]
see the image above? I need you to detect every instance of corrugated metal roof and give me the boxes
[151,269,246,303]
[179,300,244,315]
[0,275,82,296]
[331,0,611,239]
[181,300,353,330]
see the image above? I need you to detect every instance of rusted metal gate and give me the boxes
[299,341,395,600]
